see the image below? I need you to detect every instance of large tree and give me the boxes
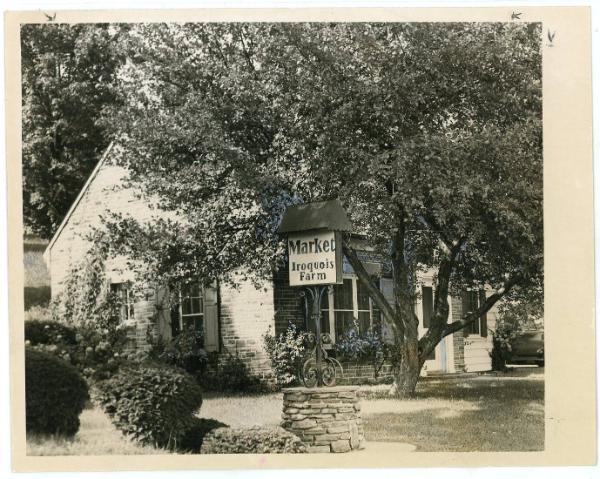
[105,22,542,395]
[21,24,126,238]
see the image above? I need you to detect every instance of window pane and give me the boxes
[320,311,330,334]
[191,297,202,315]
[333,279,353,310]
[308,311,331,335]
[183,316,194,330]
[334,311,355,341]
[194,316,204,335]
[321,290,329,309]
[356,279,370,311]
[182,298,192,315]
[357,311,371,334]
[371,309,381,331]
[183,314,203,333]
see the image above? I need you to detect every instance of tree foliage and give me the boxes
[21,24,126,238]
[102,23,542,394]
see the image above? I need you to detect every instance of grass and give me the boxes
[26,407,168,456]
[200,391,283,428]
[361,373,544,451]
[26,369,544,455]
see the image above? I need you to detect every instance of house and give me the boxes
[43,143,500,381]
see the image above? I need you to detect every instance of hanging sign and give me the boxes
[288,230,343,286]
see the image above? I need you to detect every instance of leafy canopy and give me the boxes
[105,22,542,301]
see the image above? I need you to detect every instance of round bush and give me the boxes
[25,319,77,346]
[25,348,89,437]
[179,417,229,452]
[94,365,203,450]
[200,426,307,454]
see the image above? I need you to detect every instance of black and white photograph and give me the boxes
[3,5,596,473]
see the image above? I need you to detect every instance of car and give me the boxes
[507,329,544,367]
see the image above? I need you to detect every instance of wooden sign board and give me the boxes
[287,230,343,286]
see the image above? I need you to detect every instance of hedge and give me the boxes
[25,319,77,346]
[94,365,203,450]
[200,426,307,454]
[25,348,89,437]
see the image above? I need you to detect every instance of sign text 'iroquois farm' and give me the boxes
[288,231,343,286]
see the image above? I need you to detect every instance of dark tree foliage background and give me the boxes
[21,24,127,239]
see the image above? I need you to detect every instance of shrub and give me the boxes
[25,348,89,437]
[335,321,388,379]
[179,417,229,452]
[490,323,521,371]
[24,286,51,310]
[199,352,265,393]
[263,323,307,386]
[70,323,130,382]
[200,426,307,454]
[148,325,208,375]
[94,365,203,450]
[25,320,129,383]
[24,319,77,346]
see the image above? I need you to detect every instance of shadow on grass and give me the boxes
[365,401,544,451]
[414,378,544,401]
[362,377,544,452]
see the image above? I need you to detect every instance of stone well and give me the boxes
[280,386,365,453]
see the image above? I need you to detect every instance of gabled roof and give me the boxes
[277,199,352,233]
[43,142,115,262]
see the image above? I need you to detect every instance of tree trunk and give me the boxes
[389,336,421,397]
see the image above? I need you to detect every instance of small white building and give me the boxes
[43,143,499,381]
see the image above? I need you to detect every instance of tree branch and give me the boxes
[237,29,256,74]
[418,213,455,253]
[342,240,401,338]
[417,237,466,361]
[442,275,522,338]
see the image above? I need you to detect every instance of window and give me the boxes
[461,289,488,337]
[320,275,380,342]
[169,282,219,351]
[110,283,134,323]
[174,283,204,336]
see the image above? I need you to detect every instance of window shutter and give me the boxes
[479,290,488,338]
[203,283,219,352]
[155,285,172,340]
[170,303,181,337]
[379,277,395,344]
[461,291,470,337]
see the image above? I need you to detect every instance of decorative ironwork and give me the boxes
[299,285,343,387]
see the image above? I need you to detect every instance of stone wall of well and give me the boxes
[281,386,365,453]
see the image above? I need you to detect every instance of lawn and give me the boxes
[360,372,544,451]
[26,369,544,455]
[26,407,169,456]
